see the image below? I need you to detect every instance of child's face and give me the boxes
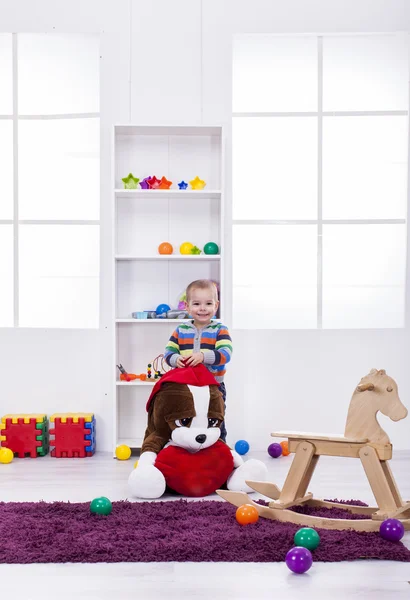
[187,288,219,326]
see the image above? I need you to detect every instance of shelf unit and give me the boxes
[112,124,225,453]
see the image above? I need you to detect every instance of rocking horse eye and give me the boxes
[387,386,393,392]
[175,418,192,427]
[208,418,219,428]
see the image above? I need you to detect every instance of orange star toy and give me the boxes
[158,176,173,189]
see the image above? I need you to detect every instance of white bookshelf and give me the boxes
[112,124,225,453]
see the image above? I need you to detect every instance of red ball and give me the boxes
[236,504,259,525]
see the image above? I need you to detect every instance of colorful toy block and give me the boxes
[49,413,96,458]
[0,414,49,458]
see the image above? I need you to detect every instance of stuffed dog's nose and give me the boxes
[195,434,207,444]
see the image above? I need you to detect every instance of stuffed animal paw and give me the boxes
[226,459,268,493]
[128,464,166,499]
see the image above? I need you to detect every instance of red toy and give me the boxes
[49,414,95,458]
[0,415,47,458]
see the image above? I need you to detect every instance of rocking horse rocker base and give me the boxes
[217,369,410,532]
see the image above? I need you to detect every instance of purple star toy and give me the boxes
[139,177,151,190]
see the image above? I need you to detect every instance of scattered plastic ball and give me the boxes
[234,440,250,455]
[280,440,290,456]
[156,303,171,315]
[285,546,313,574]
[0,447,14,464]
[379,518,405,542]
[115,445,131,460]
[268,443,282,458]
[134,460,139,469]
[180,242,194,255]
[236,504,259,525]
[90,496,112,516]
[203,242,219,255]
[158,242,173,255]
[294,527,320,550]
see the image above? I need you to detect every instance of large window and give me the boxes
[0,33,100,328]
[233,34,408,329]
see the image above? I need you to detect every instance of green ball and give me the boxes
[294,527,320,550]
[203,242,219,255]
[90,496,112,516]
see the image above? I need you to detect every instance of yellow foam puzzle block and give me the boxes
[1,413,47,425]
[50,413,94,424]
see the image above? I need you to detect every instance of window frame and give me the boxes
[232,34,408,329]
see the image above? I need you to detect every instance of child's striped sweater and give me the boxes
[164,321,232,382]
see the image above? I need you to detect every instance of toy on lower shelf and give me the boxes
[49,413,96,458]
[0,414,49,458]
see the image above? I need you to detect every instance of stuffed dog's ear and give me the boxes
[141,382,192,454]
[208,385,225,422]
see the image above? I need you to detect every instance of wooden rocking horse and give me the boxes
[218,369,410,531]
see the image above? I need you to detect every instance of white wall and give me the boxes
[1,0,410,451]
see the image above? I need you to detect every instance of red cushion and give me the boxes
[155,440,234,497]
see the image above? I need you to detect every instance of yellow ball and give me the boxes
[134,460,139,469]
[180,242,194,255]
[115,444,131,460]
[0,447,14,464]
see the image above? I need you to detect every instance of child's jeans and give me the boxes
[218,382,227,442]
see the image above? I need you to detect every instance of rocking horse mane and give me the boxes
[344,369,408,445]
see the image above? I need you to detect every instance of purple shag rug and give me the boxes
[1,499,409,564]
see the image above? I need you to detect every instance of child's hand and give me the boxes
[175,356,186,368]
[185,352,204,367]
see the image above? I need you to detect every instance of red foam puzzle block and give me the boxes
[0,418,42,458]
[49,417,90,459]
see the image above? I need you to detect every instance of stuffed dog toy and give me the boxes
[128,364,267,498]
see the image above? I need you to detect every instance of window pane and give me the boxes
[19,118,100,220]
[18,33,100,115]
[0,225,13,326]
[233,117,317,220]
[233,225,317,328]
[0,121,13,219]
[323,34,409,112]
[19,225,99,328]
[233,35,317,112]
[323,224,406,328]
[0,34,12,114]
[323,116,408,220]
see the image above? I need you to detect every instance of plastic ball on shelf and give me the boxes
[294,527,320,550]
[280,440,290,456]
[379,518,405,542]
[90,496,113,516]
[268,443,282,458]
[235,504,259,525]
[285,546,313,574]
[180,242,194,255]
[0,447,14,464]
[158,242,173,255]
[203,242,219,255]
[234,440,250,455]
[115,445,131,460]
[156,303,171,315]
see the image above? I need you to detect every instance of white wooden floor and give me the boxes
[1,450,410,600]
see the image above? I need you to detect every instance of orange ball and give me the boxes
[158,242,173,255]
[235,504,259,525]
[280,441,290,456]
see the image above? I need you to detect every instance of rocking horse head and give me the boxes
[344,369,408,445]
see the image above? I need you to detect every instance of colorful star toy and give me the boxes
[147,176,161,189]
[139,177,151,190]
[122,173,140,189]
[158,176,172,189]
[178,180,188,190]
[189,176,206,190]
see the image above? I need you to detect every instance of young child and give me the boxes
[164,279,232,442]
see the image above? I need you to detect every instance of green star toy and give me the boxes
[190,246,202,255]
[122,173,140,189]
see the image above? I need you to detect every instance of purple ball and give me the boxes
[268,443,282,458]
[285,546,313,574]
[379,519,405,542]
